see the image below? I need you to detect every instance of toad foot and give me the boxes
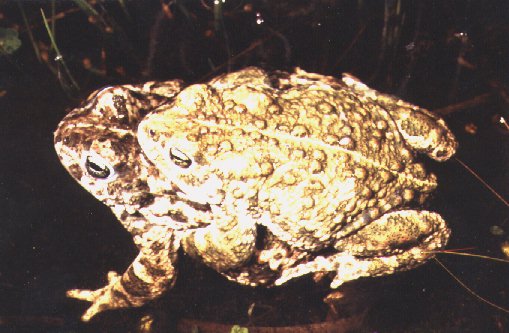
[67,271,132,321]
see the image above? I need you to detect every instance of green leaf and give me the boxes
[0,28,22,55]
[230,325,249,333]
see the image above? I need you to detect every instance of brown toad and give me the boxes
[54,67,456,321]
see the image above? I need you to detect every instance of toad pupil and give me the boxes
[85,156,111,178]
[169,147,192,168]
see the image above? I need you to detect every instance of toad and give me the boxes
[54,67,456,321]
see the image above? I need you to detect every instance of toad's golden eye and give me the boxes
[169,147,192,168]
[85,155,112,179]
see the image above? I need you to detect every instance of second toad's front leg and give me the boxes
[67,226,181,321]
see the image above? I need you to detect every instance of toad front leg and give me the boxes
[276,210,450,287]
[67,226,180,321]
[182,205,257,272]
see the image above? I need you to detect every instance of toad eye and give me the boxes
[85,155,113,179]
[169,147,192,168]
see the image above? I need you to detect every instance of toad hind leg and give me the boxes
[275,210,450,288]
[341,74,457,161]
[67,227,180,321]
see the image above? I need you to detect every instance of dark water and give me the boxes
[1,1,509,332]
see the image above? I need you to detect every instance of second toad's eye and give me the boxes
[169,147,192,168]
[85,155,113,179]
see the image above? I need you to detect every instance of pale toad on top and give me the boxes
[54,67,456,321]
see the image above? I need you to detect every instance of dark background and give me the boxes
[1,1,509,332]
